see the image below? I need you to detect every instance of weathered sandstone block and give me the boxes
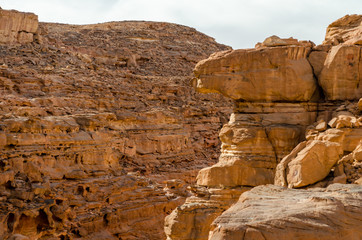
[276,140,343,188]
[209,184,362,240]
[0,9,38,43]
[324,14,362,46]
[333,141,362,184]
[194,46,316,101]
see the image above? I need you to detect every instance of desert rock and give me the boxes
[275,140,343,188]
[324,14,362,46]
[166,14,362,240]
[0,9,38,44]
[193,45,316,101]
[319,45,362,100]
[209,184,362,240]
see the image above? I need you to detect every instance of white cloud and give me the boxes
[1,0,361,48]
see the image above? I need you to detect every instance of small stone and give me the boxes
[316,121,327,131]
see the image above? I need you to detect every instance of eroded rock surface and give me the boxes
[0,9,38,44]
[166,15,362,240]
[319,45,362,100]
[324,14,362,45]
[0,9,232,240]
[210,184,362,240]
[194,45,316,101]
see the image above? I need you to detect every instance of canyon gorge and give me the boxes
[0,8,361,240]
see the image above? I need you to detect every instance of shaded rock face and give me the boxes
[165,16,362,240]
[210,184,362,240]
[0,9,233,240]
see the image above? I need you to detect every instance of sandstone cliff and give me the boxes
[0,9,233,240]
[165,15,362,240]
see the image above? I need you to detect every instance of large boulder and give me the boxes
[324,14,362,46]
[209,184,362,240]
[275,140,343,188]
[193,45,317,102]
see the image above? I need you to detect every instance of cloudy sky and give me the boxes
[1,0,361,49]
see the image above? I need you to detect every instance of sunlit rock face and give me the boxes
[209,184,362,240]
[0,8,234,240]
[165,15,362,240]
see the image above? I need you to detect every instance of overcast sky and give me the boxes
[1,0,361,49]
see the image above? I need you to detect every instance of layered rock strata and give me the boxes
[166,15,362,240]
[0,9,233,240]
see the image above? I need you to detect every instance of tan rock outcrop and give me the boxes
[166,39,320,239]
[334,141,362,184]
[164,186,249,240]
[193,45,316,101]
[0,9,38,43]
[166,14,362,240]
[256,35,313,48]
[324,14,362,46]
[209,184,362,240]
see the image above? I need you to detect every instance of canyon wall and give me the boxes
[0,9,233,240]
[165,15,362,240]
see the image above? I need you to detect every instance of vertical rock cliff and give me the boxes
[165,15,362,240]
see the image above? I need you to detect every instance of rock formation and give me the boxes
[0,9,233,240]
[165,15,362,240]
[0,9,38,44]
[209,184,362,240]
[1,8,361,240]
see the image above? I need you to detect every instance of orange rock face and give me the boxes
[0,9,233,240]
[324,14,362,46]
[194,46,316,101]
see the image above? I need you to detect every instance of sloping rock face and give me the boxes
[209,184,362,240]
[324,14,362,45]
[0,9,232,240]
[165,16,362,240]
